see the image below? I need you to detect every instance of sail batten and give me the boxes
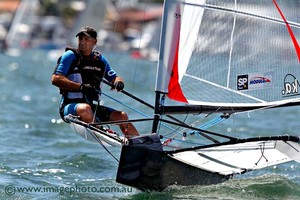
[226,0,237,88]
[185,73,267,104]
[156,0,300,110]
[185,2,300,28]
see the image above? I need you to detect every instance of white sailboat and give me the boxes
[5,0,39,56]
[65,0,300,191]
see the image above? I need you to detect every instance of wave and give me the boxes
[127,174,300,200]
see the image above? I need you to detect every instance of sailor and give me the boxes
[52,26,139,137]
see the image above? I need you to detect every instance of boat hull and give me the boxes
[116,134,230,191]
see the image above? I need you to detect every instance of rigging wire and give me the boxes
[70,121,120,162]
[86,128,120,162]
[102,88,221,148]
[160,113,188,138]
[113,1,148,131]
[91,97,120,161]
[101,91,222,147]
[126,2,146,115]
[101,91,183,135]
[81,0,124,162]
[113,0,122,33]
[255,142,268,165]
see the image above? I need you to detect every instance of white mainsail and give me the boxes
[151,0,300,183]
[156,0,300,108]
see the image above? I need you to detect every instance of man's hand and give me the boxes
[80,84,98,96]
[112,81,124,92]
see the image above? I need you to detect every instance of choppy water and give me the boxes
[0,49,299,200]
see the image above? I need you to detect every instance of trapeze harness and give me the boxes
[54,47,106,120]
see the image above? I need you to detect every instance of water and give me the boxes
[0,49,299,200]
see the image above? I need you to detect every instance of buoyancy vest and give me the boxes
[55,47,106,105]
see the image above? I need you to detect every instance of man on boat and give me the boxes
[52,26,139,137]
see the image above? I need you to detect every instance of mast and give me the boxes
[151,91,162,133]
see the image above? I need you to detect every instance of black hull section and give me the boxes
[116,134,230,191]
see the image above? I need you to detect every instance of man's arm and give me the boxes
[51,74,81,91]
[52,50,81,91]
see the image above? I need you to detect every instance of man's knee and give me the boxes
[76,104,94,122]
[110,111,128,121]
[77,104,92,113]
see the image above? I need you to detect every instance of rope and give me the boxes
[91,99,121,162]
[101,92,182,134]
[198,115,227,131]
[86,126,120,162]
[69,117,120,162]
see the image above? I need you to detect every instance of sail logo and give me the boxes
[237,75,248,90]
[249,77,271,85]
[237,72,273,91]
[282,74,300,97]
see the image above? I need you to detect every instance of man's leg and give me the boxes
[63,103,94,123]
[76,103,95,123]
[110,111,139,137]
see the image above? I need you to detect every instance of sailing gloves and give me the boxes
[79,84,98,97]
[80,81,124,96]
[112,81,124,92]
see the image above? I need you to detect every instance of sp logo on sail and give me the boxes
[237,75,248,90]
[237,72,273,91]
[282,74,300,97]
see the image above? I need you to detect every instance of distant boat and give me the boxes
[5,0,39,56]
